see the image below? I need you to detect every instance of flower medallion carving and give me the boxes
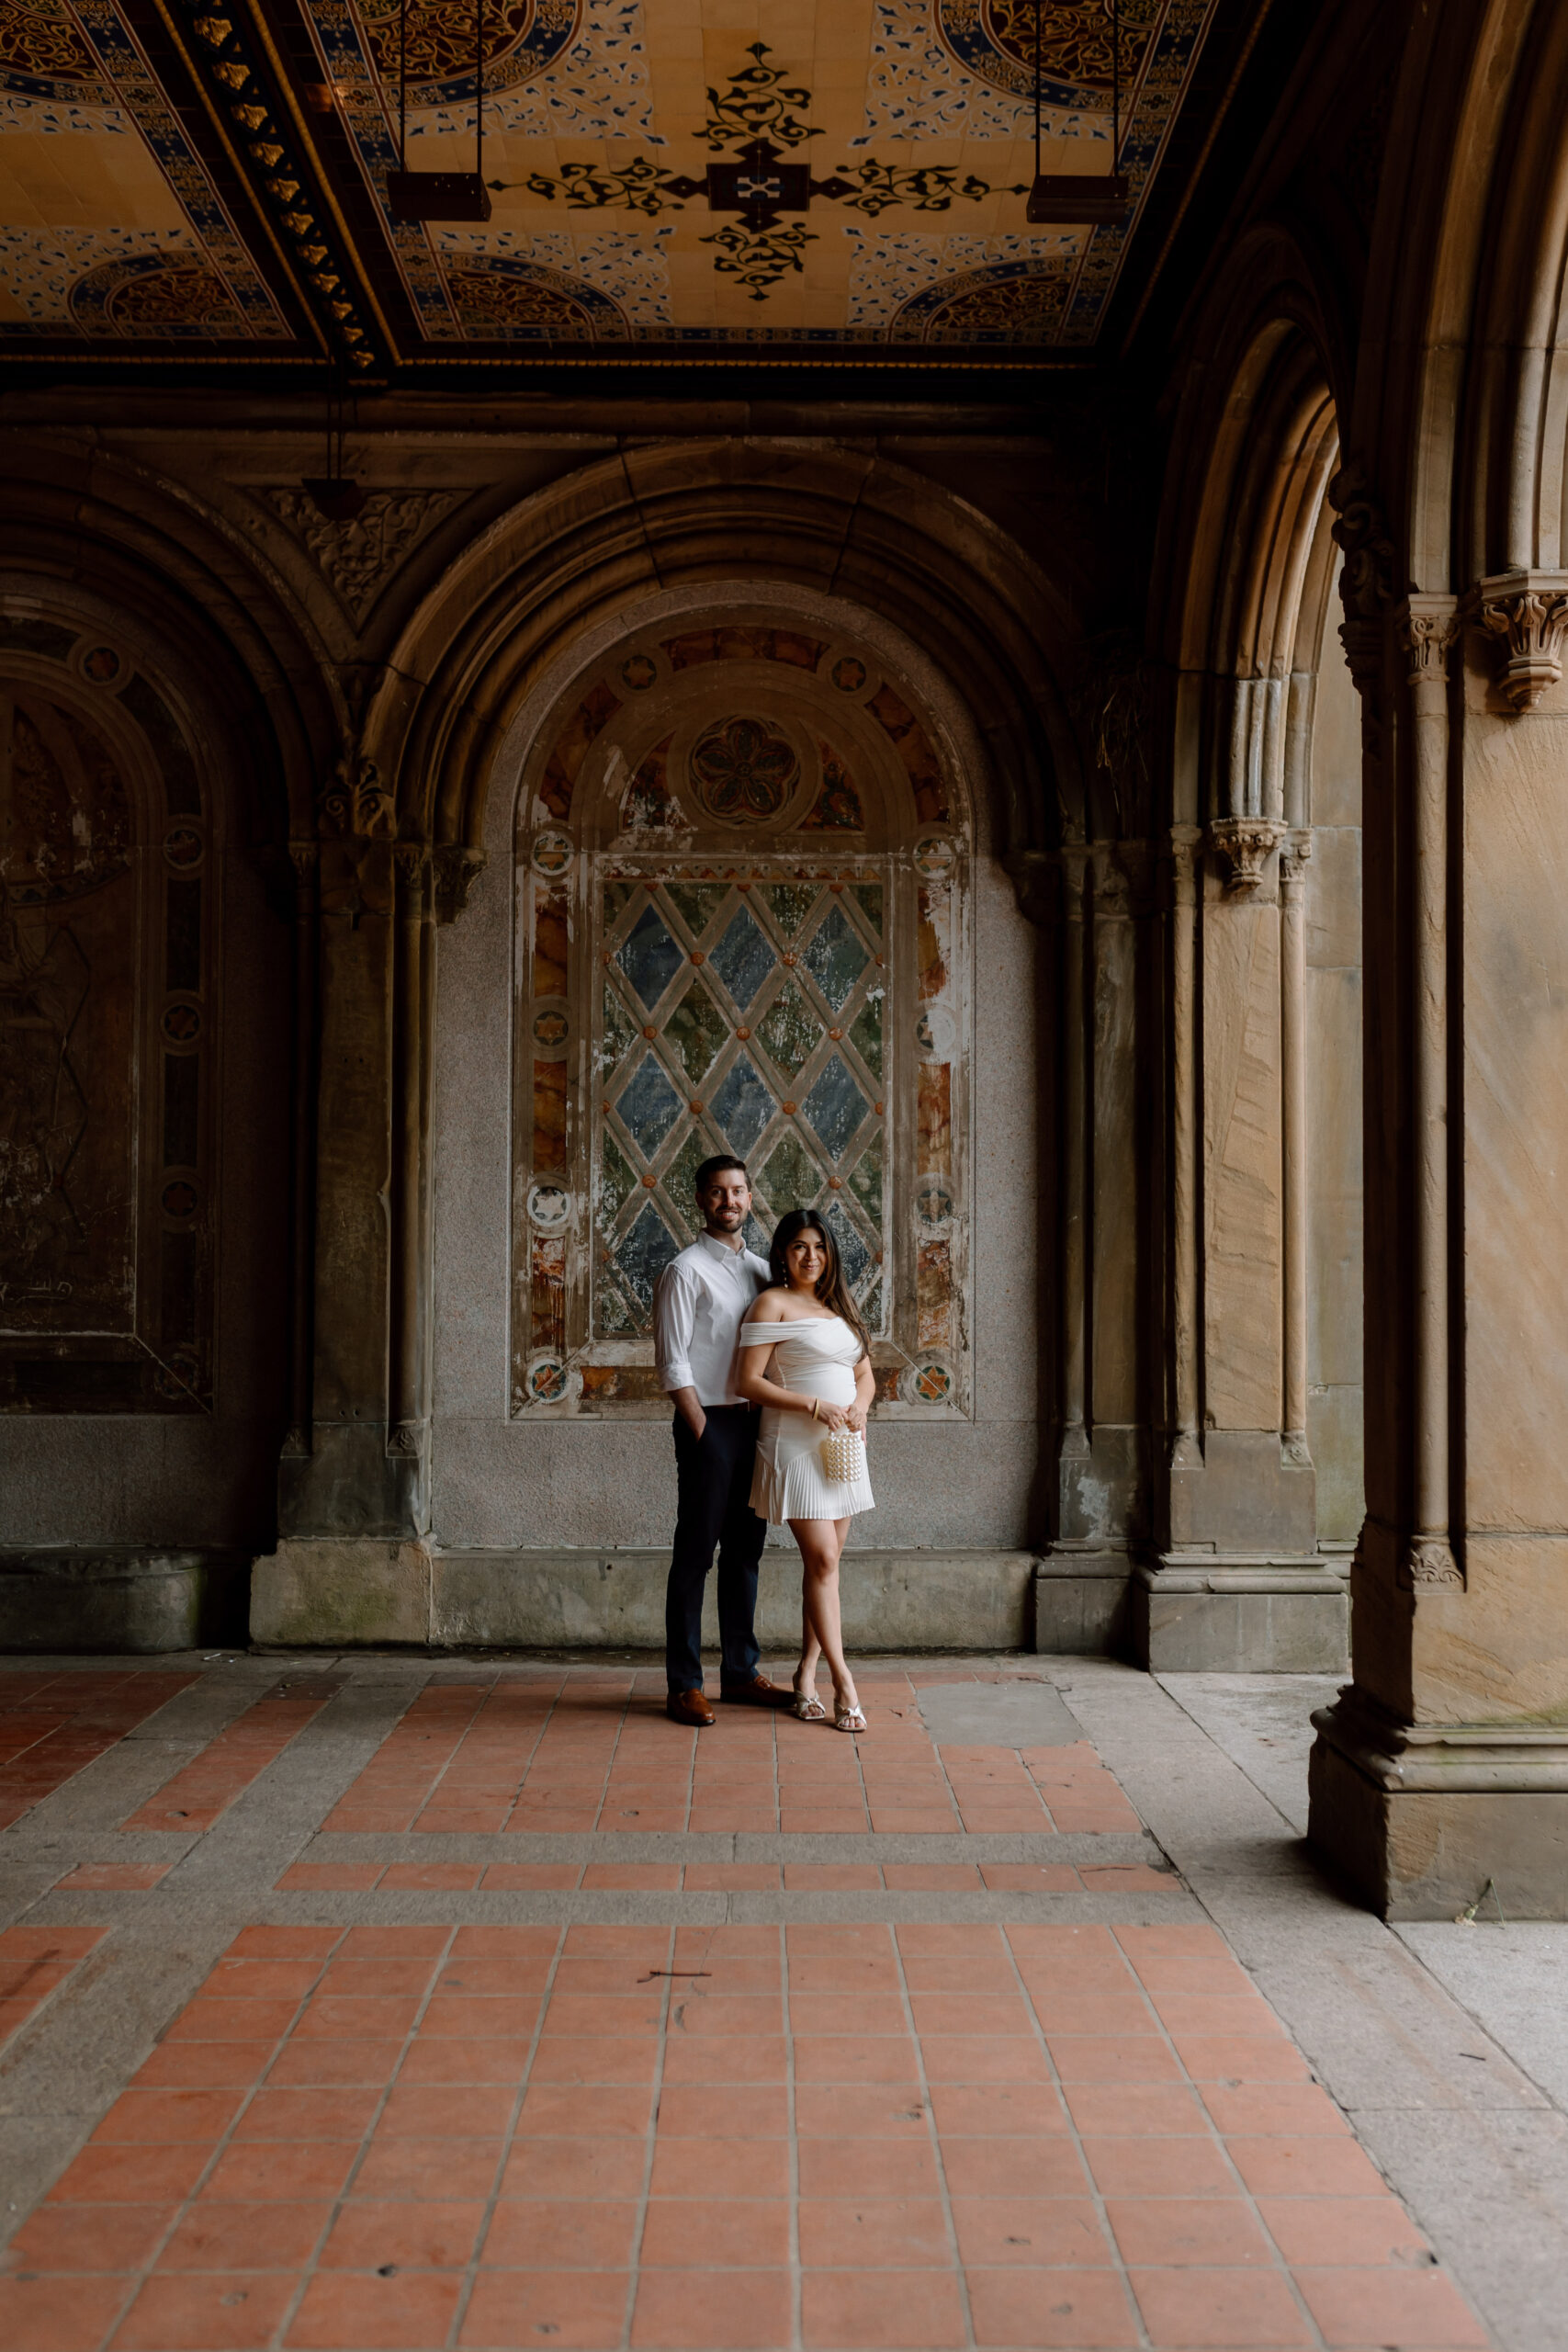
[687,716,800,824]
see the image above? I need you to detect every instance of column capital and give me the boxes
[1474,570,1568,711]
[1278,827,1314,898]
[1399,594,1460,686]
[434,843,486,925]
[1207,816,1286,897]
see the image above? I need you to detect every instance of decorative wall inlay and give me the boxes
[511,616,971,1418]
[0,629,215,1412]
[259,488,467,625]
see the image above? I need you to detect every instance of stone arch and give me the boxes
[364,441,1080,876]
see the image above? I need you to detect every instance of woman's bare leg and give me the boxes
[791,1517,857,1713]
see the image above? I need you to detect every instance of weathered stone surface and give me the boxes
[0,1551,247,1652]
[251,1542,434,1647]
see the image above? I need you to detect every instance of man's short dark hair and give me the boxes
[694,1154,748,1194]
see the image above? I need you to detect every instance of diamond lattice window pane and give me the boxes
[600,1131,637,1225]
[600,983,637,1077]
[803,1053,869,1162]
[756,978,824,1080]
[803,903,870,1013]
[615,903,684,1009]
[708,905,775,1012]
[668,881,729,943]
[849,989,883,1081]
[758,1130,821,1216]
[615,1052,682,1157]
[664,978,728,1087]
[615,1201,682,1309]
[822,1196,872,1290]
[711,1053,776,1157]
[847,1134,883,1229]
[660,1124,716,1237]
[851,881,884,936]
[764,882,818,938]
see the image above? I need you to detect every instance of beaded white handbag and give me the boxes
[820,1427,864,1484]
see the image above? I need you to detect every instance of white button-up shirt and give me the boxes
[654,1233,772,1404]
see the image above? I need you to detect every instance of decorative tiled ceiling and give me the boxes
[0,1,1222,367]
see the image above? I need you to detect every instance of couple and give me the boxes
[653,1153,874,1736]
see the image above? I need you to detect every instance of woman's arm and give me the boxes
[846,1349,875,1433]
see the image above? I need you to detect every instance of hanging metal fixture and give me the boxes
[388,0,492,223]
[1026,0,1131,225]
[302,366,366,522]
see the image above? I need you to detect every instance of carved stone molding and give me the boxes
[1399,1534,1464,1590]
[434,844,486,925]
[1330,461,1397,621]
[1207,817,1285,897]
[320,752,397,841]
[261,489,467,626]
[1278,828,1313,899]
[1476,571,1568,711]
[1400,596,1459,686]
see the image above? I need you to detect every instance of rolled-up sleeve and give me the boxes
[654,1261,697,1393]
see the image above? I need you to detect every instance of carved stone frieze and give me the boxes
[1278,828,1313,899]
[261,489,467,627]
[1476,571,1568,711]
[1400,596,1459,686]
[434,844,486,925]
[1330,461,1397,621]
[1207,816,1285,896]
[1399,1534,1464,1590]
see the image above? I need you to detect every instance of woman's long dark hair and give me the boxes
[767,1207,870,1358]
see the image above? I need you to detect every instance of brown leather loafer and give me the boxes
[719,1673,794,1708]
[666,1688,715,1727]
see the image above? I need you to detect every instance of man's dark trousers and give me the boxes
[667,1406,766,1693]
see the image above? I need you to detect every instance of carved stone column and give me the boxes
[1310,564,1568,1915]
[1143,808,1342,1671]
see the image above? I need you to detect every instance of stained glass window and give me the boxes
[592,873,888,1340]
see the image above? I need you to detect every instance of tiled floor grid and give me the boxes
[0,1659,1494,2351]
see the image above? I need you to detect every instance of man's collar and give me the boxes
[697,1229,746,1261]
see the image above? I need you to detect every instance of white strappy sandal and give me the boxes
[834,1697,867,1734]
[793,1673,827,1722]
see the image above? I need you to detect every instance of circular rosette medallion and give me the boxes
[909,1359,953,1405]
[687,717,801,826]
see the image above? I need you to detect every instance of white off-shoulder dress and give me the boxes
[739,1313,875,1524]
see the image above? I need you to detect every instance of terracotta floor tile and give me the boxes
[90,2086,243,2145]
[1108,2197,1274,2267]
[670,1995,784,2037]
[658,2036,790,2086]
[0,2276,133,2352]
[318,2200,484,2268]
[131,2043,269,2090]
[1129,2265,1313,2346]
[377,2083,517,2138]
[795,2083,931,2139]
[1292,2264,1489,2346]
[920,2038,1054,2085]
[1063,2085,1210,2137]
[927,2083,1070,2137]
[1081,2135,1239,2199]
[630,2268,794,2347]
[942,2137,1092,2198]
[274,1866,381,1892]
[791,2036,921,2085]
[200,2143,358,2203]
[462,2268,629,2347]
[378,1863,482,1890]
[286,2269,462,2349]
[515,2083,654,2137]
[479,1865,581,1890]
[112,2272,297,2350]
[639,2199,791,2268]
[500,2140,649,2200]
[796,2139,941,2198]
[48,2143,212,2204]
[1224,2134,1387,2198]
[979,1864,1082,1891]
[682,1865,780,1890]
[526,2036,661,2086]
[292,1996,421,2041]
[800,2267,966,2348]
[266,2042,403,2088]
[1258,2194,1431,2267]
[798,2195,951,2267]
[654,2085,790,2137]
[965,2267,1141,2347]
[951,2198,1112,2267]
[788,1992,907,2036]
[480,2200,641,2268]
[1048,2036,1185,2086]
[423,1997,543,2040]
[157,2201,330,2270]
[647,2139,792,2199]
[349,2138,502,2199]
[1029,1993,1159,2037]
[5,2203,175,2274]
[233,2087,379,2143]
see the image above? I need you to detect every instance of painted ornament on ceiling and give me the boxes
[940,0,1157,102]
[355,0,580,104]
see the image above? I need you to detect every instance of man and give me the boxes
[654,1154,794,1727]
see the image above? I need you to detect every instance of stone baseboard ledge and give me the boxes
[1312,1684,1568,1792]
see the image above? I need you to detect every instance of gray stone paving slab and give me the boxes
[1155,1668,1341,1833]
[292,1827,1167,1865]
[916,1678,1085,1747]
[1398,1919,1568,2110]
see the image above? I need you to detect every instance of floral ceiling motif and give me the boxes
[0,0,1220,362]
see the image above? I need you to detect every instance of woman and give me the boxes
[737,1208,875,1732]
